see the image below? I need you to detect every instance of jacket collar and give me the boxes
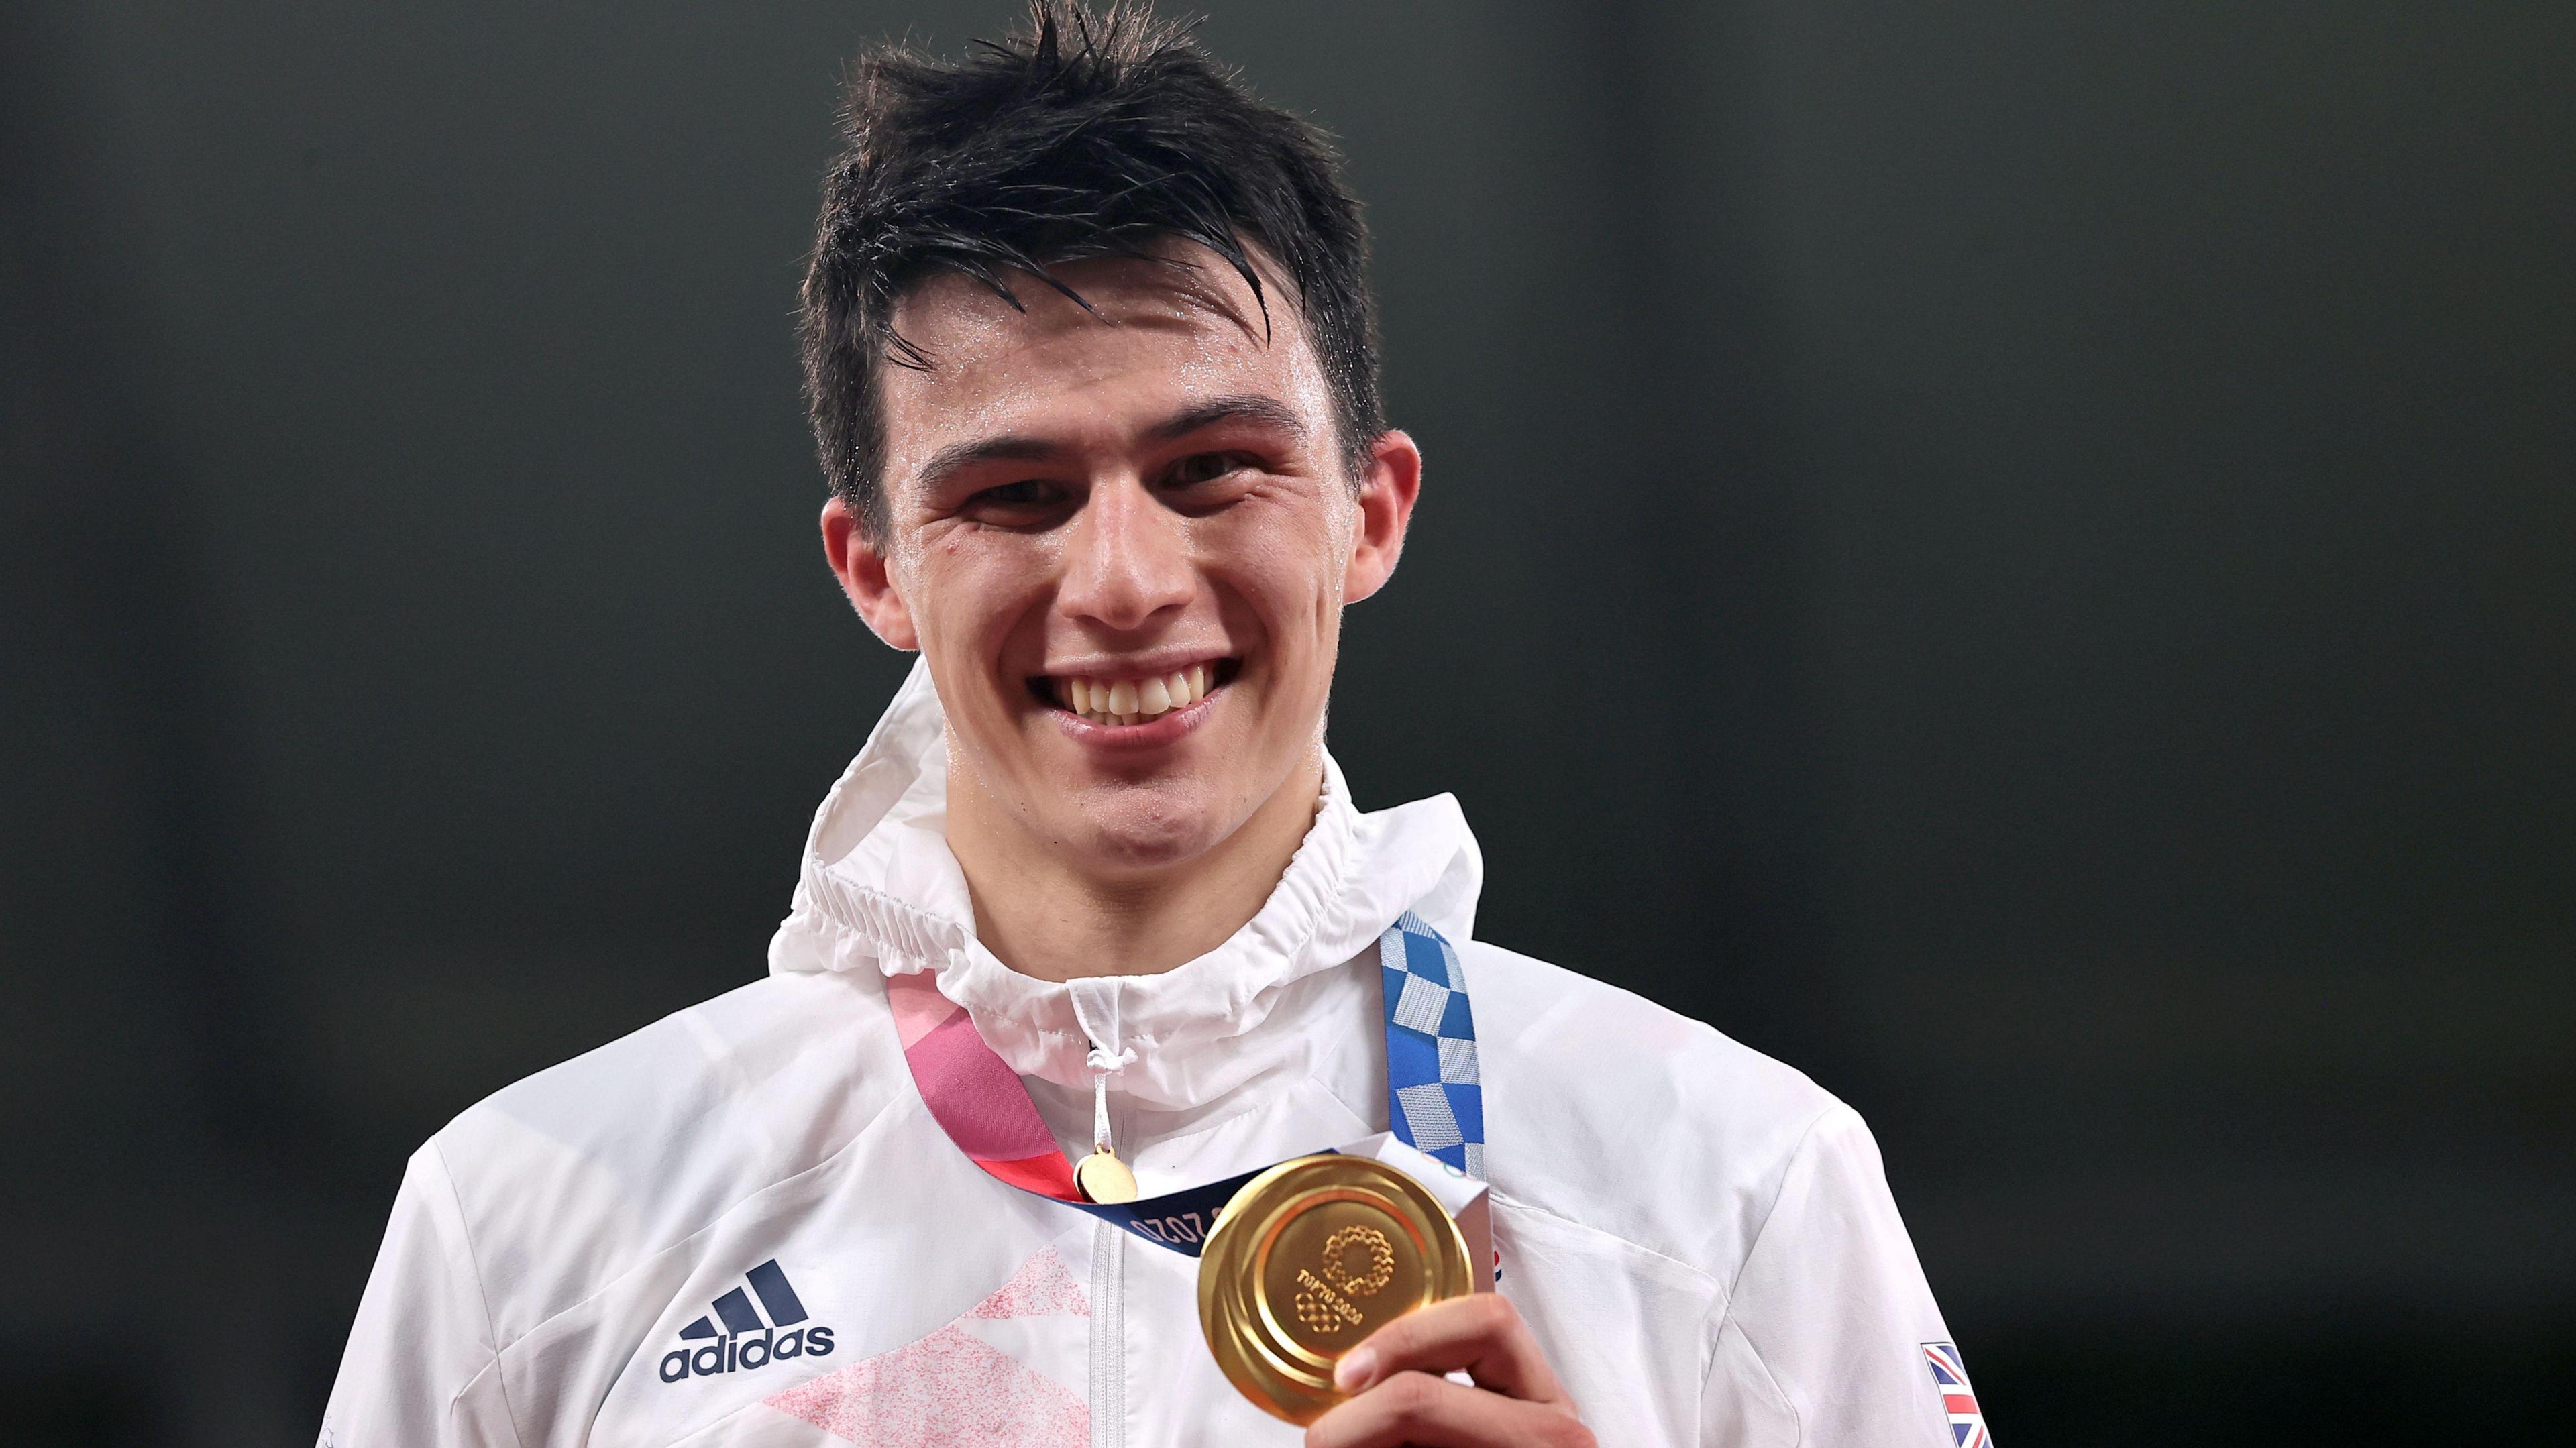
[782,658,1483,1107]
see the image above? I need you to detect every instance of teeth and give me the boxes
[1053,665,1224,727]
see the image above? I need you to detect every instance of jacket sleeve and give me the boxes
[319,1142,524,1447]
[1700,1104,1968,1447]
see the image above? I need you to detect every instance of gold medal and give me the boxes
[1196,1154,1474,1425]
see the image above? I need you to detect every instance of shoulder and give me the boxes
[424,962,908,1341]
[1456,939,1854,1282]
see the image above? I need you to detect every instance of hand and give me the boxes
[1305,1294,1595,1447]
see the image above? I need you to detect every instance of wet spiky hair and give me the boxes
[799,1,1381,537]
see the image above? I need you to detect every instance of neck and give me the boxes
[945,750,1326,985]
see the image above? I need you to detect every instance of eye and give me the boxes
[1165,451,1256,489]
[962,478,1069,524]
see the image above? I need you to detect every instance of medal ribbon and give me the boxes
[890,911,1483,1256]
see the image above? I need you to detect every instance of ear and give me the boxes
[820,494,920,650]
[1342,429,1422,605]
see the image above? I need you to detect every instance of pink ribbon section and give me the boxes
[887,972,1081,1201]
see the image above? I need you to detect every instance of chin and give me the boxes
[1065,787,1238,872]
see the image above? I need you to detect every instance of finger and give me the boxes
[1332,1293,1570,1407]
[1305,1371,1594,1448]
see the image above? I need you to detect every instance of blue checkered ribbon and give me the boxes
[1378,911,1484,1179]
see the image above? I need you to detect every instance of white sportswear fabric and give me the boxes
[323,659,1966,1447]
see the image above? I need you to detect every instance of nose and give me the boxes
[1056,474,1195,632]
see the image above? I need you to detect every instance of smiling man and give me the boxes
[323,7,1979,1447]
[830,249,1391,992]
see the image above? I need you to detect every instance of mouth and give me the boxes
[1031,658,1240,728]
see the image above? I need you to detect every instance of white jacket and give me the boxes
[324,661,1972,1447]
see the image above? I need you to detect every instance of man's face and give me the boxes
[825,244,1417,875]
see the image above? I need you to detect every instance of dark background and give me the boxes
[5,2,2570,1443]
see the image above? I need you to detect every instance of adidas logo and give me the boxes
[658,1259,837,1383]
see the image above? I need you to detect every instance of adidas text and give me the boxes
[658,1325,834,1382]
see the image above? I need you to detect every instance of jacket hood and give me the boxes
[776,657,1483,1107]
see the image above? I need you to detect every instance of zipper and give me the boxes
[1089,1217,1125,1448]
[1071,979,1130,1448]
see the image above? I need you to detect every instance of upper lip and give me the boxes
[1035,649,1232,679]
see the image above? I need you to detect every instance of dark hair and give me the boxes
[799,1,1382,538]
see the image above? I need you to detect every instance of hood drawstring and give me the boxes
[1075,1042,1140,1204]
[1065,976,1142,1203]
[1086,1042,1138,1158]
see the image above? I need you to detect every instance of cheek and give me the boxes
[909,533,1059,652]
[1201,508,1347,668]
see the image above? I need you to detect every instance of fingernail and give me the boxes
[1334,1347,1378,1392]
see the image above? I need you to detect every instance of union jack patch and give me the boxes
[1922,1341,1990,1447]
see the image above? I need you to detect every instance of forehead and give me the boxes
[877,248,1329,474]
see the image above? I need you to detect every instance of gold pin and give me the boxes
[1075,1147,1139,1205]
[1197,1154,1473,1425]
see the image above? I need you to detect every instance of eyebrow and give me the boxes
[1148,393,1308,443]
[910,393,1309,495]
[912,434,1061,494]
